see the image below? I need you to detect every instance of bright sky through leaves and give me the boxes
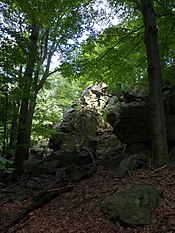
[50,0,120,70]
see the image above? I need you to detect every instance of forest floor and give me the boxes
[1,165,175,233]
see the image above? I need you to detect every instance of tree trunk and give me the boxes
[13,22,39,177]
[141,0,170,166]
[14,69,33,176]
[13,19,55,177]
[2,92,8,157]
[24,92,37,158]
[9,101,20,148]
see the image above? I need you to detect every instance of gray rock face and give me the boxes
[113,102,151,144]
[166,115,175,142]
[53,149,78,167]
[164,87,175,114]
[105,86,175,155]
[48,84,175,169]
[49,84,122,168]
[81,83,109,109]
[116,152,151,178]
[101,184,163,226]
[59,108,106,154]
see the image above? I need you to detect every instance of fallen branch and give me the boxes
[2,183,74,233]
[138,165,167,178]
[2,166,96,232]
[147,165,167,176]
[0,189,16,193]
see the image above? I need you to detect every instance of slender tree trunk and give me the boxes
[9,101,20,148]
[13,20,54,177]
[2,92,8,157]
[141,0,170,166]
[13,22,39,177]
[22,46,54,161]
[14,67,33,176]
[24,92,37,157]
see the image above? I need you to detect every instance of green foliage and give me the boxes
[0,0,97,151]
[0,156,14,173]
[1,0,175,153]
[31,73,88,142]
[60,23,148,94]
[60,0,175,94]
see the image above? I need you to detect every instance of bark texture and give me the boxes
[141,0,170,166]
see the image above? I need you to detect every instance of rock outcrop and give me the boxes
[48,84,123,169]
[113,102,150,144]
[48,84,175,172]
[106,85,175,155]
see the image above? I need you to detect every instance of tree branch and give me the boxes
[122,37,144,61]
[40,30,49,63]
[47,68,60,77]
[37,43,56,92]
[132,0,142,11]
[98,26,144,61]
[155,0,175,18]
[155,12,175,18]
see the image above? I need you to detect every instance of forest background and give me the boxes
[0,0,175,177]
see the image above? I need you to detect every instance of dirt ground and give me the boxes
[1,165,175,233]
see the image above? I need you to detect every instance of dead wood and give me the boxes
[2,182,74,233]
[0,189,16,193]
[2,167,97,233]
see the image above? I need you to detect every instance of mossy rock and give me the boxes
[115,155,139,178]
[101,184,163,226]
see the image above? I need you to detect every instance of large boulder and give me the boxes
[59,108,107,151]
[92,131,123,168]
[164,86,175,114]
[105,86,175,152]
[115,152,151,178]
[48,133,62,151]
[101,184,163,226]
[112,102,151,144]
[166,115,175,142]
[53,149,78,167]
[48,84,175,169]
